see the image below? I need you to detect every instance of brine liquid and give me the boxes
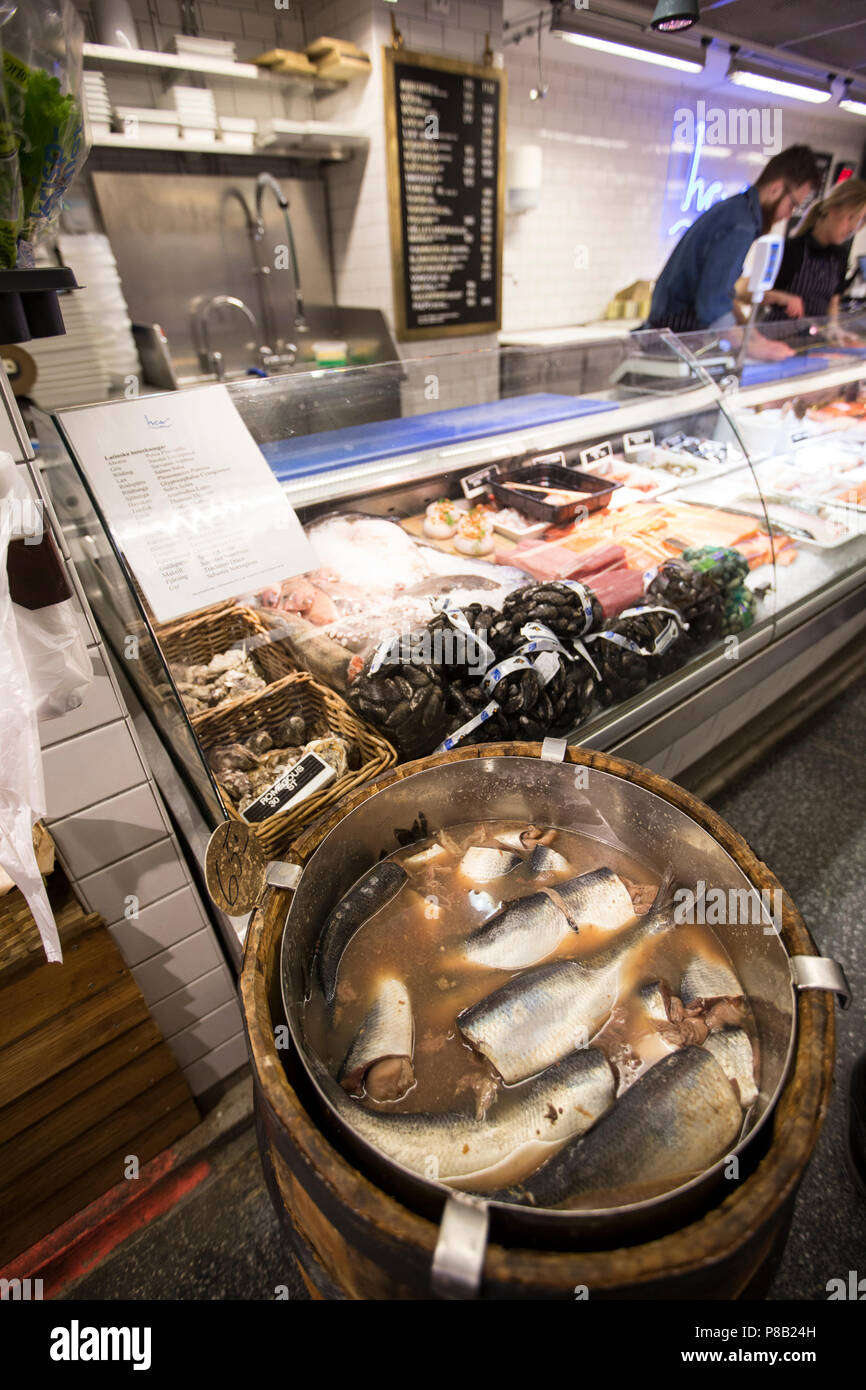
[303,821,757,1134]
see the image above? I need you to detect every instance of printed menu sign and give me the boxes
[385,47,505,340]
[56,386,316,623]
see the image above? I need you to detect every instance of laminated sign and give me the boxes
[56,387,316,624]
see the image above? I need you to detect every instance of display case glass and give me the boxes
[35,319,866,849]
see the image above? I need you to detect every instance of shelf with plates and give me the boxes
[82,43,348,97]
[89,123,369,163]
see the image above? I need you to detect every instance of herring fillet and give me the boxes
[680,953,744,1007]
[512,1046,743,1208]
[339,976,414,1100]
[464,866,637,972]
[315,861,408,1004]
[312,1047,615,1188]
[704,1027,758,1107]
[464,892,572,970]
[459,868,677,1082]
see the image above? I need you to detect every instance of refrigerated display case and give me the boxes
[34,316,866,942]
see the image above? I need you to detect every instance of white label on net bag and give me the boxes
[436,700,501,752]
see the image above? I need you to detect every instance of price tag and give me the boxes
[529,449,566,469]
[241,752,336,824]
[579,441,613,469]
[623,429,654,460]
[461,463,500,499]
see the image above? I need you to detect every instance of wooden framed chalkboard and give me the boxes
[384,47,506,342]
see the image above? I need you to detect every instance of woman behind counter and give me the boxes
[736,178,866,344]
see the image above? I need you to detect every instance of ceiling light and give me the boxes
[651,0,699,33]
[550,7,704,74]
[727,58,832,104]
[840,85,866,117]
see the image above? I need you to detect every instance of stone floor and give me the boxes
[59,676,866,1301]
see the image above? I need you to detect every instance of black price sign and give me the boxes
[385,48,505,341]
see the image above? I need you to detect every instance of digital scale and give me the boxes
[610,235,785,388]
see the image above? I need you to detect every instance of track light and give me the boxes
[727,57,832,105]
[840,82,866,117]
[550,5,705,75]
[650,0,699,33]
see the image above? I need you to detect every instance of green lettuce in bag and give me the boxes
[0,1,87,268]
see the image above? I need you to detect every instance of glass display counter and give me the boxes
[34,318,866,866]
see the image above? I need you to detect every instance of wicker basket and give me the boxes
[194,672,396,854]
[139,605,297,720]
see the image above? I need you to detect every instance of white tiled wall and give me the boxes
[12,444,244,1098]
[501,50,866,333]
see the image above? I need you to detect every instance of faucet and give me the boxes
[192,295,258,381]
[254,171,307,332]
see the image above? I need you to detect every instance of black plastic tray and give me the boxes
[490,462,619,524]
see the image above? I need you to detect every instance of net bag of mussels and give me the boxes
[681,545,756,635]
[346,630,451,761]
[497,581,603,647]
[438,604,599,750]
[585,604,688,706]
[645,558,724,651]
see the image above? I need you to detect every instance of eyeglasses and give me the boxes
[784,184,817,218]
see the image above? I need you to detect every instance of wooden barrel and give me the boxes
[240,744,835,1300]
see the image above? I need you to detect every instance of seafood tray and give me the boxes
[731,492,860,549]
[490,463,619,524]
[194,672,396,854]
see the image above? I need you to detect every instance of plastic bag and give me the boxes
[0,0,87,268]
[0,454,61,961]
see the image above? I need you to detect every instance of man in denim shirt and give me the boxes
[649,146,821,362]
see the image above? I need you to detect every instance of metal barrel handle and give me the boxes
[431,1194,490,1299]
[791,955,851,1010]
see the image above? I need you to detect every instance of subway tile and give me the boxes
[183,1032,249,1094]
[149,965,237,1037]
[108,885,208,967]
[406,18,444,49]
[52,782,171,880]
[42,720,146,820]
[81,837,189,923]
[39,652,122,749]
[198,4,246,38]
[131,928,224,1004]
[459,1,492,34]
[166,999,244,1067]
[242,10,278,40]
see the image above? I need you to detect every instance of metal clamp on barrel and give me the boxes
[791,955,851,1010]
[540,736,568,763]
[431,1194,489,1299]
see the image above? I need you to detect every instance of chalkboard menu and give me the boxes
[384,47,505,341]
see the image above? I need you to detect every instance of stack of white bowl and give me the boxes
[169,34,237,63]
[82,72,112,138]
[160,84,218,143]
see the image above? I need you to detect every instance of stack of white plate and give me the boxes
[160,84,218,142]
[169,34,237,63]
[82,72,112,138]
[219,115,257,151]
[26,292,112,409]
[47,234,141,397]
